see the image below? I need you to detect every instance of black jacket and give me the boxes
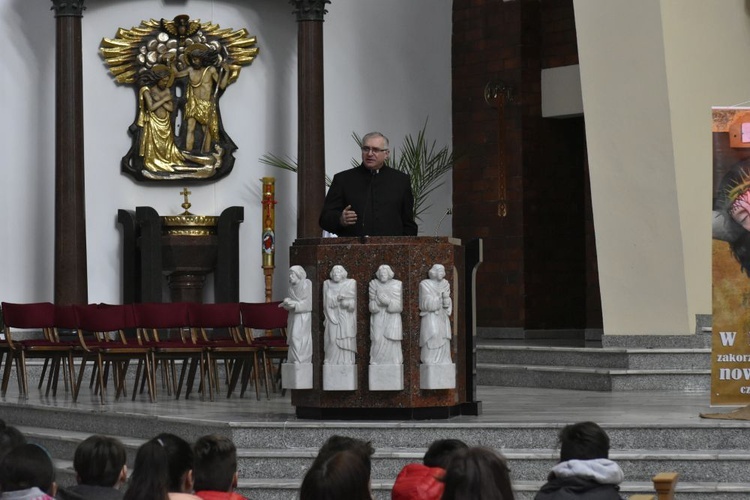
[534,476,625,500]
[319,164,418,237]
[56,485,124,500]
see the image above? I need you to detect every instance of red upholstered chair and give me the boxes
[1,302,76,398]
[72,303,154,403]
[187,302,264,400]
[132,302,208,400]
[239,301,288,394]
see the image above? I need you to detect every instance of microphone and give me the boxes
[434,207,453,237]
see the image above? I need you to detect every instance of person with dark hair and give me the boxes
[56,435,127,500]
[299,435,375,500]
[391,438,469,500]
[534,421,625,500]
[0,443,57,499]
[319,131,418,237]
[441,446,514,500]
[309,435,375,472]
[423,439,468,469]
[123,433,200,500]
[299,450,372,500]
[191,435,246,500]
[0,422,26,465]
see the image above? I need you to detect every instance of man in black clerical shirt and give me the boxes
[319,132,418,237]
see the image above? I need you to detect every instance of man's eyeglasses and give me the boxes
[361,146,388,154]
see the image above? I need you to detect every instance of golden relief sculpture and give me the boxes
[100,15,258,182]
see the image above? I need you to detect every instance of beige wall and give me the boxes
[573,0,750,334]
[660,0,750,331]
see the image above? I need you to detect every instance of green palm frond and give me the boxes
[263,121,455,223]
[353,122,456,222]
[259,153,332,187]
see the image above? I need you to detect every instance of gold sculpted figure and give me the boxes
[100,15,258,182]
[174,44,230,153]
[137,65,184,176]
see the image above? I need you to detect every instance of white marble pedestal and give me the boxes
[368,364,404,391]
[281,362,313,390]
[420,363,456,389]
[323,364,358,391]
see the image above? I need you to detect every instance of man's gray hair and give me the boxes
[362,131,389,149]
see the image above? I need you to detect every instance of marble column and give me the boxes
[290,0,330,238]
[52,0,88,305]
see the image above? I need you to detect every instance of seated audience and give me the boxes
[534,421,625,500]
[192,435,246,500]
[441,446,515,500]
[0,443,57,499]
[391,438,468,500]
[299,435,375,500]
[57,435,127,500]
[123,433,200,500]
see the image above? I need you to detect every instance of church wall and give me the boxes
[574,0,689,335]
[572,0,750,335]
[659,0,750,332]
[452,0,595,332]
[0,0,452,304]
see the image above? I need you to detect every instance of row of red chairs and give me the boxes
[0,301,289,404]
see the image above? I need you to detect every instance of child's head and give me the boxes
[192,434,238,492]
[0,423,26,464]
[74,435,128,487]
[300,449,372,500]
[558,421,610,462]
[124,433,194,500]
[0,443,56,495]
[423,439,469,469]
[441,446,514,500]
[310,435,374,472]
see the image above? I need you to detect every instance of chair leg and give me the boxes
[18,351,29,398]
[146,354,157,403]
[44,356,58,397]
[1,352,15,397]
[74,357,88,403]
[96,355,107,404]
[38,359,50,390]
[262,352,271,399]
[226,358,243,398]
[132,359,143,401]
[66,353,76,400]
[204,352,214,402]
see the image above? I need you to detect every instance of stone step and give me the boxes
[477,363,710,391]
[23,425,750,484]
[476,344,710,370]
[15,407,750,452]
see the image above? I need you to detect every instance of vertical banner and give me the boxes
[712,107,750,405]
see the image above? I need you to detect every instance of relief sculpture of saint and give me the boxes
[100,15,258,182]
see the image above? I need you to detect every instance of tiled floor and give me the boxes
[0,381,737,427]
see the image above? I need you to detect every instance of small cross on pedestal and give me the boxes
[180,187,192,213]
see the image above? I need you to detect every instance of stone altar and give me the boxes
[117,205,243,303]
